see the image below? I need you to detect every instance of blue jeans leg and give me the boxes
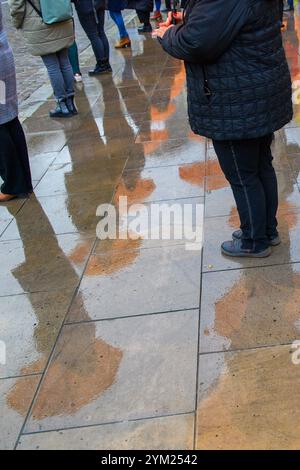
[155,0,161,11]
[57,48,75,97]
[42,50,74,101]
[110,11,128,39]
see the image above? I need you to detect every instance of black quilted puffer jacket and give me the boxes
[161,0,293,141]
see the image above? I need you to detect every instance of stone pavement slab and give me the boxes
[24,310,199,432]
[17,414,194,450]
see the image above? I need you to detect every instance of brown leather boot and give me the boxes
[0,193,16,202]
[151,11,162,21]
[115,36,131,49]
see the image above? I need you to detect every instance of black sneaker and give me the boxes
[232,229,281,247]
[138,24,153,33]
[221,239,271,258]
[89,60,112,76]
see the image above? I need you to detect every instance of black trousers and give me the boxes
[77,8,110,62]
[136,10,151,25]
[0,117,33,195]
[279,0,284,22]
[213,135,278,252]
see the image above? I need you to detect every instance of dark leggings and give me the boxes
[77,8,110,62]
[213,135,278,252]
[136,10,151,25]
[0,117,33,195]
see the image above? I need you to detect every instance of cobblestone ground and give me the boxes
[1,3,300,451]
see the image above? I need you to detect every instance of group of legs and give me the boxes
[41,4,158,119]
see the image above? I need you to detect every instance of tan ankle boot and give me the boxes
[151,11,162,21]
[0,193,16,202]
[115,37,131,49]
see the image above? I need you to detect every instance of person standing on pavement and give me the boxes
[0,2,33,202]
[109,0,131,49]
[151,1,162,21]
[72,0,111,76]
[155,0,293,258]
[9,0,76,118]
[127,1,154,33]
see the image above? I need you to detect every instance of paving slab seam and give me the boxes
[64,307,199,326]
[19,411,195,438]
[192,138,209,449]
[202,259,300,274]
[0,373,42,382]
[198,340,299,357]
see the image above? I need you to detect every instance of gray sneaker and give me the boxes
[221,239,272,258]
[232,229,281,247]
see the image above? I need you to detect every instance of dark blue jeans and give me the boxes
[77,8,109,62]
[42,49,74,101]
[213,135,278,252]
[109,11,128,39]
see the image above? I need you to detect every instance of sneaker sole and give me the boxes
[221,247,272,258]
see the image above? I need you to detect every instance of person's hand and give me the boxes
[159,11,183,27]
[152,25,174,39]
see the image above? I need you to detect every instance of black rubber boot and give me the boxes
[66,96,78,115]
[88,60,112,76]
[49,100,73,118]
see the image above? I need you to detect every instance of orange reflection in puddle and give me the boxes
[114,179,156,207]
[7,332,123,419]
[86,240,141,276]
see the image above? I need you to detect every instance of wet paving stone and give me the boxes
[25,310,199,432]
[0,218,13,238]
[0,376,40,450]
[0,290,74,379]
[26,132,67,157]
[17,414,194,450]
[66,245,201,323]
[0,191,113,240]
[199,265,300,353]
[125,138,206,171]
[196,345,300,450]
[34,160,125,197]
[117,164,204,204]
[0,234,94,296]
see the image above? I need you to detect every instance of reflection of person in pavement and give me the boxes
[5,198,123,419]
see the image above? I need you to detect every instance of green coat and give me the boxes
[8,0,74,57]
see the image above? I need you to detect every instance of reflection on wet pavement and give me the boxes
[1,11,300,450]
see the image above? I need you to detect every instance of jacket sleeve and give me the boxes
[8,0,26,29]
[161,0,250,64]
